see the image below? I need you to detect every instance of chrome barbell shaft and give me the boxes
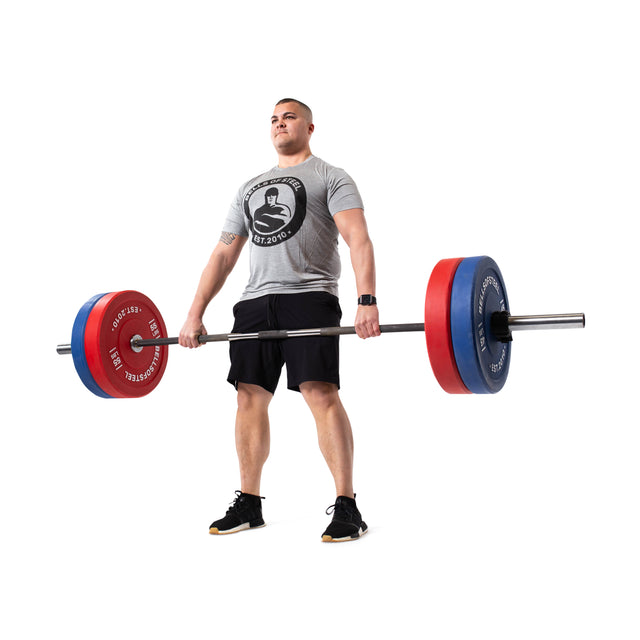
[134,323,427,347]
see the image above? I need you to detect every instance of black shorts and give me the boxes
[227,292,342,394]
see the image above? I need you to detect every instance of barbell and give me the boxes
[56,256,585,398]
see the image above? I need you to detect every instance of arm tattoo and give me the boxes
[219,232,237,246]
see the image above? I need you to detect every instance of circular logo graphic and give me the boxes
[243,177,307,246]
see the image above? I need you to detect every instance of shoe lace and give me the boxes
[227,490,265,514]
[226,490,243,514]
[325,499,356,521]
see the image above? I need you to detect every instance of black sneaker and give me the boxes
[321,495,368,542]
[209,491,265,535]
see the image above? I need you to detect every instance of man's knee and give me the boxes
[237,382,273,413]
[299,381,341,412]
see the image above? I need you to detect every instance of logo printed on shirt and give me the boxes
[243,177,307,246]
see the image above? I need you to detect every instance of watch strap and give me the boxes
[358,294,377,306]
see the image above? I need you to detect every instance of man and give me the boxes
[179,98,380,542]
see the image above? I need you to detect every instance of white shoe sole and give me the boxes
[209,522,266,535]
[321,526,368,543]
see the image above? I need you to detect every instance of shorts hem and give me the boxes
[287,377,341,393]
[227,377,278,395]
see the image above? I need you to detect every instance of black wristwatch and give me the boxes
[358,294,377,306]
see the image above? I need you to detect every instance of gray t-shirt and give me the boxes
[223,155,364,300]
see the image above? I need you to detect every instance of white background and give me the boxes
[2,1,639,638]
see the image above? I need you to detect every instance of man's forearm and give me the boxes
[187,250,235,319]
[187,234,247,320]
[349,237,376,296]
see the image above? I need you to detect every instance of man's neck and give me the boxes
[277,150,313,168]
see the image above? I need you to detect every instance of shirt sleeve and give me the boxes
[221,185,250,237]
[326,168,364,216]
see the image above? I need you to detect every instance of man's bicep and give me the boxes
[216,231,248,263]
[333,208,368,246]
[219,231,245,246]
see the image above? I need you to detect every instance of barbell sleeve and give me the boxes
[507,313,585,331]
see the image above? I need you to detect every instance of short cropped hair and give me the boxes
[275,98,313,123]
